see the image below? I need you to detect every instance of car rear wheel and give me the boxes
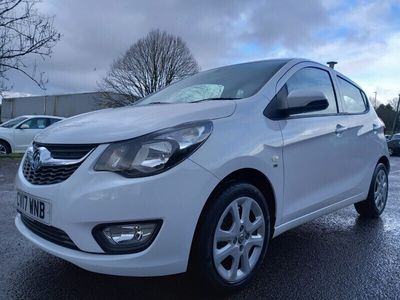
[354,163,388,218]
[0,141,11,155]
[191,182,270,292]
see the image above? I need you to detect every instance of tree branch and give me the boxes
[0,0,60,91]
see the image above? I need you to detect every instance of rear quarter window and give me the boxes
[49,118,62,125]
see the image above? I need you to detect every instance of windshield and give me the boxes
[0,116,28,128]
[137,60,287,105]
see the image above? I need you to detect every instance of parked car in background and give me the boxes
[15,59,389,292]
[387,133,400,156]
[0,115,64,155]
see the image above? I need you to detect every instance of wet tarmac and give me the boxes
[1,157,399,299]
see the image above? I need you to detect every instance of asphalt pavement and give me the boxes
[1,157,399,299]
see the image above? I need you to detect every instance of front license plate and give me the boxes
[16,191,51,225]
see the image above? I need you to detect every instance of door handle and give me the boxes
[373,123,380,134]
[335,124,348,136]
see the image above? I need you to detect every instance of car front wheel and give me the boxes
[0,141,11,155]
[191,182,270,292]
[354,163,388,218]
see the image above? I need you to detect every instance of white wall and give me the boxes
[1,92,105,122]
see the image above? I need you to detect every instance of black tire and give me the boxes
[190,182,271,293]
[354,163,388,218]
[0,140,11,155]
[388,147,393,156]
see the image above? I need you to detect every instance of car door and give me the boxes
[14,118,48,150]
[276,64,353,223]
[335,76,383,197]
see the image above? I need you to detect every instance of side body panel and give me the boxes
[274,62,360,223]
[13,127,41,151]
[274,62,389,236]
[332,74,389,194]
[189,103,285,226]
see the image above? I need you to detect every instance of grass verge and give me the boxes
[0,153,23,160]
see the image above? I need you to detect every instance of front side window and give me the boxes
[20,118,48,129]
[337,77,367,114]
[279,67,338,116]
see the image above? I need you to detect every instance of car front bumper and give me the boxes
[14,145,219,276]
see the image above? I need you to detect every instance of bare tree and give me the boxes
[0,0,60,92]
[388,97,399,110]
[99,29,200,107]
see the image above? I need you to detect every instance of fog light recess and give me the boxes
[93,220,162,254]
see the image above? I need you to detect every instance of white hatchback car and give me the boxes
[15,59,389,291]
[0,115,64,155]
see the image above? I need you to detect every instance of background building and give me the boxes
[0,92,117,123]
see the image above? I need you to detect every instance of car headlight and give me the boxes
[94,121,213,177]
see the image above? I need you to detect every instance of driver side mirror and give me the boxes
[19,124,30,129]
[264,89,329,119]
[281,89,329,116]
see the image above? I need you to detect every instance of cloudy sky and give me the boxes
[4,0,400,104]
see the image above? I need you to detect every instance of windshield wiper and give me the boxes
[190,97,242,103]
[146,101,171,105]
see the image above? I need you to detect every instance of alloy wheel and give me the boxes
[0,144,8,155]
[213,196,265,283]
[374,169,388,211]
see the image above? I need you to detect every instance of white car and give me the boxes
[0,115,64,155]
[15,59,389,291]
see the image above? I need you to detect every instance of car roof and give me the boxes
[204,58,365,92]
[282,58,365,92]
[17,115,64,119]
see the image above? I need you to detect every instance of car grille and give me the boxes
[22,143,96,185]
[21,214,80,251]
[23,161,81,185]
[35,143,97,160]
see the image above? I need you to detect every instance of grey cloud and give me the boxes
[5,0,394,97]
[241,0,329,48]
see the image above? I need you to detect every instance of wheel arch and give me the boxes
[189,168,277,267]
[377,155,390,173]
[0,138,12,153]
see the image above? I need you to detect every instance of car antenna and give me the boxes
[327,61,338,69]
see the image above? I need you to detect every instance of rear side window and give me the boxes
[337,77,367,114]
[282,67,338,115]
